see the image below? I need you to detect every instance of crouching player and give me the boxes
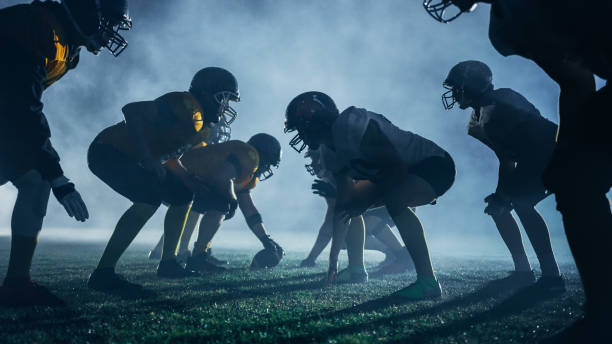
[148,122,232,265]
[0,0,131,306]
[87,67,240,292]
[442,60,564,292]
[284,91,455,299]
[169,133,284,272]
[300,149,413,274]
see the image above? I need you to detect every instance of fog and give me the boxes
[0,0,587,259]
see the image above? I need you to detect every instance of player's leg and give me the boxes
[385,175,442,299]
[148,234,164,260]
[177,210,201,254]
[490,210,531,271]
[97,203,159,271]
[186,210,227,272]
[485,210,537,288]
[514,204,563,290]
[87,140,164,291]
[336,215,367,283]
[1,170,63,306]
[384,152,455,299]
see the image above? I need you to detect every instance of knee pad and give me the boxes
[13,170,51,218]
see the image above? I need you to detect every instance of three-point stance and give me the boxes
[172,133,285,272]
[0,0,131,306]
[284,91,455,300]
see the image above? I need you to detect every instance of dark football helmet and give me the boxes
[443,60,493,110]
[248,133,282,181]
[284,91,339,153]
[189,67,240,126]
[206,122,232,144]
[423,0,478,23]
[62,0,132,56]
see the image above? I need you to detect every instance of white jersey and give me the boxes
[321,107,447,180]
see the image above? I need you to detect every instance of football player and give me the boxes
[147,122,232,265]
[87,67,239,292]
[300,148,414,275]
[178,133,284,272]
[0,0,131,306]
[442,60,564,291]
[425,1,611,341]
[285,91,455,300]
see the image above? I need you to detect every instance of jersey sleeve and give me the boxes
[481,89,539,149]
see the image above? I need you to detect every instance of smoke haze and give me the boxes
[2,0,592,258]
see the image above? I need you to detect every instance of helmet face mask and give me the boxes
[443,60,493,110]
[423,0,477,23]
[214,91,240,125]
[284,92,338,153]
[248,133,282,182]
[62,0,132,57]
[98,14,132,56]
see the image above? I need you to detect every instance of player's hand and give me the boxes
[312,179,337,198]
[225,199,238,220]
[142,157,166,181]
[484,193,512,216]
[51,178,89,222]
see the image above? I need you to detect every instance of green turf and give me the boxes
[0,239,583,343]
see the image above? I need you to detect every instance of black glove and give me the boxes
[225,199,238,220]
[260,235,285,257]
[484,192,512,216]
[312,179,337,198]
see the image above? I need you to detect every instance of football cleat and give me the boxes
[336,267,369,284]
[485,270,536,290]
[204,249,228,266]
[186,254,227,273]
[529,274,566,294]
[0,280,65,307]
[88,268,143,292]
[176,250,192,265]
[393,276,442,300]
[157,259,200,279]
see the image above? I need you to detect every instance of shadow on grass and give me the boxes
[215,281,562,343]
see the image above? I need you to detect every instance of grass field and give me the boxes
[0,238,583,344]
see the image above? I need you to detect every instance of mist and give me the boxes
[0,0,581,259]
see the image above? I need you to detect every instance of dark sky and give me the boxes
[2,0,599,254]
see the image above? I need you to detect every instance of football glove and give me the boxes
[312,179,337,198]
[484,192,512,216]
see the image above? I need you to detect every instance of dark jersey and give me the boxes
[0,1,80,182]
[488,0,610,80]
[468,88,557,164]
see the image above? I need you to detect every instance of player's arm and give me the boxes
[165,158,209,194]
[531,56,596,143]
[238,191,282,251]
[8,65,88,221]
[484,153,515,216]
[122,101,167,179]
[302,191,336,266]
[208,159,239,203]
